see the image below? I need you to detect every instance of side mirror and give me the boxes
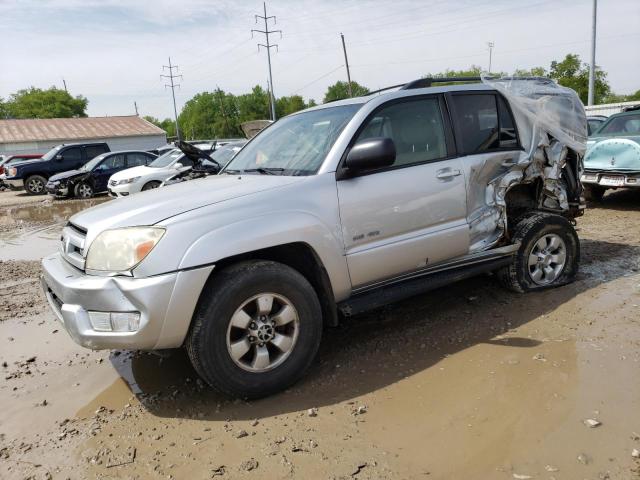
[174,162,184,169]
[55,154,63,161]
[344,137,396,172]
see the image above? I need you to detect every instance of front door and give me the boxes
[94,153,126,192]
[337,95,469,288]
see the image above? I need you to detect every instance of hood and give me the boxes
[49,169,86,182]
[110,165,155,180]
[584,138,640,171]
[11,158,44,169]
[70,174,305,234]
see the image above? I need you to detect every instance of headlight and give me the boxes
[116,176,140,185]
[8,167,17,177]
[85,227,165,272]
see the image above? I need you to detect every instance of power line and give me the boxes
[161,57,183,140]
[252,2,281,121]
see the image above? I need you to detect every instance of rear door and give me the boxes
[447,91,523,251]
[93,153,126,192]
[84,144,109,161]
[336,95,469,288]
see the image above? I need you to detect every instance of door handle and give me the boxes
[436,168,462,180]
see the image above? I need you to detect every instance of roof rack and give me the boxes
[366,75,556,96]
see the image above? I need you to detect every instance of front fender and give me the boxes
[179,212,351,301]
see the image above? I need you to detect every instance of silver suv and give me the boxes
[41,77,587,398]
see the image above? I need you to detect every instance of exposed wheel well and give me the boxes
[504,178,542,228]
[206,242,339,327]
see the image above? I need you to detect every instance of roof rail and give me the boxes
[401,77,483,90]
[365,76,556,97]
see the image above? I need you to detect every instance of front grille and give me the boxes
[60,225,86,270]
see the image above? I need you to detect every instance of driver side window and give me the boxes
[355,97,448,167]
[100,154,125,169]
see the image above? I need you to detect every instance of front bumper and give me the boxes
[581,171,640,188]
[4,178,24,188]
[45,182,69,196]
[108,182,139,197]
[41,252,214,350]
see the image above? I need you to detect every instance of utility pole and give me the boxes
[252,2,281,121]
[588,0,597,106]
[134,101,139,116]
[340,33,353,97]
[62,78,68,92]
[161,57,183,141]
[487,42,494,74]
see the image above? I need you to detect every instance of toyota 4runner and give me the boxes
[41,77,587,398]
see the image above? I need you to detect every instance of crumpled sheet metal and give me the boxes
[467,77,586,252]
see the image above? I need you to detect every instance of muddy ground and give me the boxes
[1,190,639,480]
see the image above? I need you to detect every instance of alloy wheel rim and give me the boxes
[28,179,43,193]
[226,293,300,373]
[527,233,567,285]
[79,184,92,197]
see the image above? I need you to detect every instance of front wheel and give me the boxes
[497,212,580,293]
[24,175,47,195]
[142,181,161,191]
[186,260,322,399]
[74,182,94,198]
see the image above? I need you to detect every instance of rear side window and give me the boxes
[451,94,518,154]
[127,153,152,167]
[85,145,107,159]
[62,147,82,163]
[355,97,448,168]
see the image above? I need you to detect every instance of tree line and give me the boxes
[1,53,638,140]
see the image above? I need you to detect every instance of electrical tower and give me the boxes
[252,2,281,121]
[161,57,183,141]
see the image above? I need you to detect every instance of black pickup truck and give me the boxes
[3,142,110,195]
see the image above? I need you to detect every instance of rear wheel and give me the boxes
[74,182,94,198]
[583,184,605,202]
[497,212,579,293]
[142,181,161,191]
[186,260,322,399]
[24,175,47,195]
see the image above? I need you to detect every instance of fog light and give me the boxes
[627,178,637,184]
[88,311,141,332]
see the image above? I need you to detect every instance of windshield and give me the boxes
[149,149,182,168]
[80,153,108,171]
[599,114,640,135]
[41,145,63,161]
[223,104,361,176]
[212,143,245,163]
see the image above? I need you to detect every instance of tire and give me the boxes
[186,260,323,399]
[24,175,47,195]
[497,212,580,293]
[583,184,605,202]
[74,182,94,198]
[142,181,161,191]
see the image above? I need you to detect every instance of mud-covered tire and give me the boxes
[497,213,580,293]
[186,260,323,399]
[142,181,161,191]
[583,184,605,202]
[24,175,47,195]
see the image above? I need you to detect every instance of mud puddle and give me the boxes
[0,197,108,261]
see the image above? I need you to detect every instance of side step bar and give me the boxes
[338,245,518,317]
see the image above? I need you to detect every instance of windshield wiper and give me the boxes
[242,167,285,175]
[223,169,243,174]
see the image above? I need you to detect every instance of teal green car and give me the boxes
[582,107,640,201]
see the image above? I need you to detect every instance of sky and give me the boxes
[1,0,638,119]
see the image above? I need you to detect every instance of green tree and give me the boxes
[512,66,548,77]
[0,98,8,119]
[143,115,176,138]
[323,81,369,103]
[5,87,87,118]
[276,95,308,117]
[549,54,610,104]
[236,85,271,123]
